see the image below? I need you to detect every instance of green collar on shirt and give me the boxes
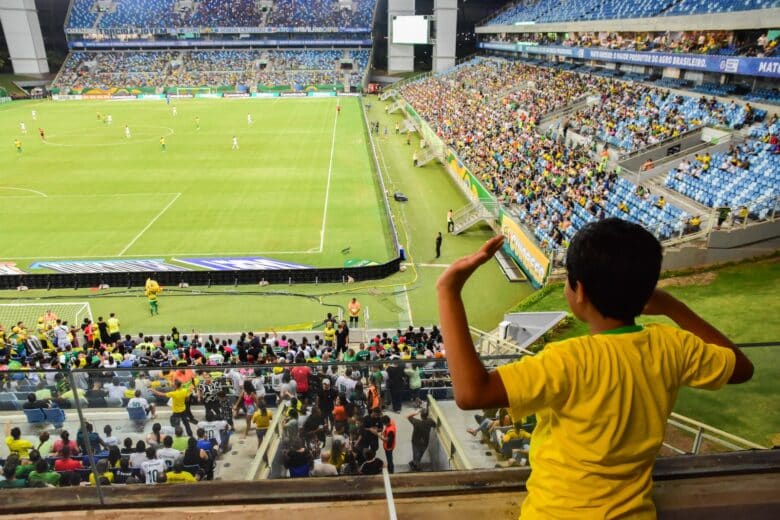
[601,324,644,335]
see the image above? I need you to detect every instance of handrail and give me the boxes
[469,325,535,357]
[246,403,287,480]
[427,394,474,471]
[620,127,705,161]
[667,412,768,453]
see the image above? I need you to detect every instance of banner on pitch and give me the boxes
[30,259,189,274]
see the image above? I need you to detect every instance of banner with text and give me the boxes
[478,42,780,79]
[499,211,549,289]
[175,257,311,271]
[30,259,189,274]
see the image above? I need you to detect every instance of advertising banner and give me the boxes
[0,262,25,275]
[69,39,373,49]
[478,42,780,79]
[251,92,279,98]
[137,94,165,100]
[0,97,11,104]
[446,152,494,203]
[195,93,223,98]
[30,259,189,274]
[499,212,549,288]
[280,92,307,98]
[175,257,311,271]
[222,92,250,98]
[309,91,336,97]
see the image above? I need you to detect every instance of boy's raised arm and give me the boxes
[644,289,753,384]
[437,236,509,410]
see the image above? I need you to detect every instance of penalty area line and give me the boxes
[118,192,181,256]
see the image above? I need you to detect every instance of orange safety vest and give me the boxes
[367,387,380,410]
[383,421,397,451]
[348,302,361,317]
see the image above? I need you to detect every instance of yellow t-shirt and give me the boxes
[323,326,336,342]
[107,317,120,334]
[89,471,115,486]
[166,470,196,483]
[252,410,272,429]
[5,436,33,458]
[496,323,735,519]
[166,388,190,413]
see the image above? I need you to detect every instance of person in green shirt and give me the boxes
[171,426,189,452]
[28,459,61,486]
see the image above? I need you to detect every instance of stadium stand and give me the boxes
[397,57,753,249]
[66,0,377,31]
[53,49,371,91]
[664,119,780,219]
[486,0,780,25]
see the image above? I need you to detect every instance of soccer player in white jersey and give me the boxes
[247,113,253,125]
[125,124,131,139]
[232,135,239,150]
[19,122,27,134]
[106,114,113,125]
[172,106,177,117]
[31,109,37,120]
[141,446,166,484]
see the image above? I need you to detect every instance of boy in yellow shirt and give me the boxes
[437,218,753,519]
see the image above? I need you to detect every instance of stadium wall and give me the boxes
[0,257,403,290]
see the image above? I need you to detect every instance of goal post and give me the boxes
[0,302,93,330]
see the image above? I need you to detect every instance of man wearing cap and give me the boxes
[318,377,338,433]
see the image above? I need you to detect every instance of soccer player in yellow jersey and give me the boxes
[160,136,166,151]
[437,218,753,519]
[14,138,21,153]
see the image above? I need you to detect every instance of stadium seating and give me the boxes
[399,58,703,251]
[664,121,780,218]
[66,0,378,31]
[486,0,779,25]
[54,49,371,90]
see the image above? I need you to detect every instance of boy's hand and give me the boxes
[642,289,682,316]
[437,235,505,293]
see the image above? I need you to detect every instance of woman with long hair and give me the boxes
[234,379,259,439]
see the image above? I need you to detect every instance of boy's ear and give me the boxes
[573,280,588,306]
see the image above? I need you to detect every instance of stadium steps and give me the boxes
[645,177,712,217]
[494,248,527,283]
[400,119,417,134]
[387,100,404,114]
[415,147,440,167]
[380,90,396,102]
[451,201,499,235]
[540,95,591,126]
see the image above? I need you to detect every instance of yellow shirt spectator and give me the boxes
[166,387,190,414]
[252,409,272,430]
[166,470,197,483]
[6,436,33,459]
[497,324,735,519]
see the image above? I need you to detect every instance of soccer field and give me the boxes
[0,97,394,271]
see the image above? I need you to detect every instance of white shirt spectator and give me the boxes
[104,436,118,447]
[252,376,266,400]
[270,372,284,392]
[107,384,128,400]
[129,451,147,469]
[157,447,182,469]
[197,420,228,443]
[336,375,356,397]
[141,458,166,484]
[311,460,339,477]
[128,396,150,410]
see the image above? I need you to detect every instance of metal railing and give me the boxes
[427,394,474,471]
[664,412,767,455]
[245,403,286,480]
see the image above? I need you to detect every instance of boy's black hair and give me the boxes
[566,218,662,323]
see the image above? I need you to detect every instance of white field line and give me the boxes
[118,192,182,256]
[318,106,339,253]
[0,187,48,197]
[403,286,414,326]
[7,250,320,261]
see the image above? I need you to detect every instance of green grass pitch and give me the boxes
[0,97,395,270]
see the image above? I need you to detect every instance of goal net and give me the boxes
[175,87,213,97]
[0,302,93,331]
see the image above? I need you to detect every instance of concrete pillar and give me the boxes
[0,0,49,75]
[433,0,457,73]
[387,0,415,73]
